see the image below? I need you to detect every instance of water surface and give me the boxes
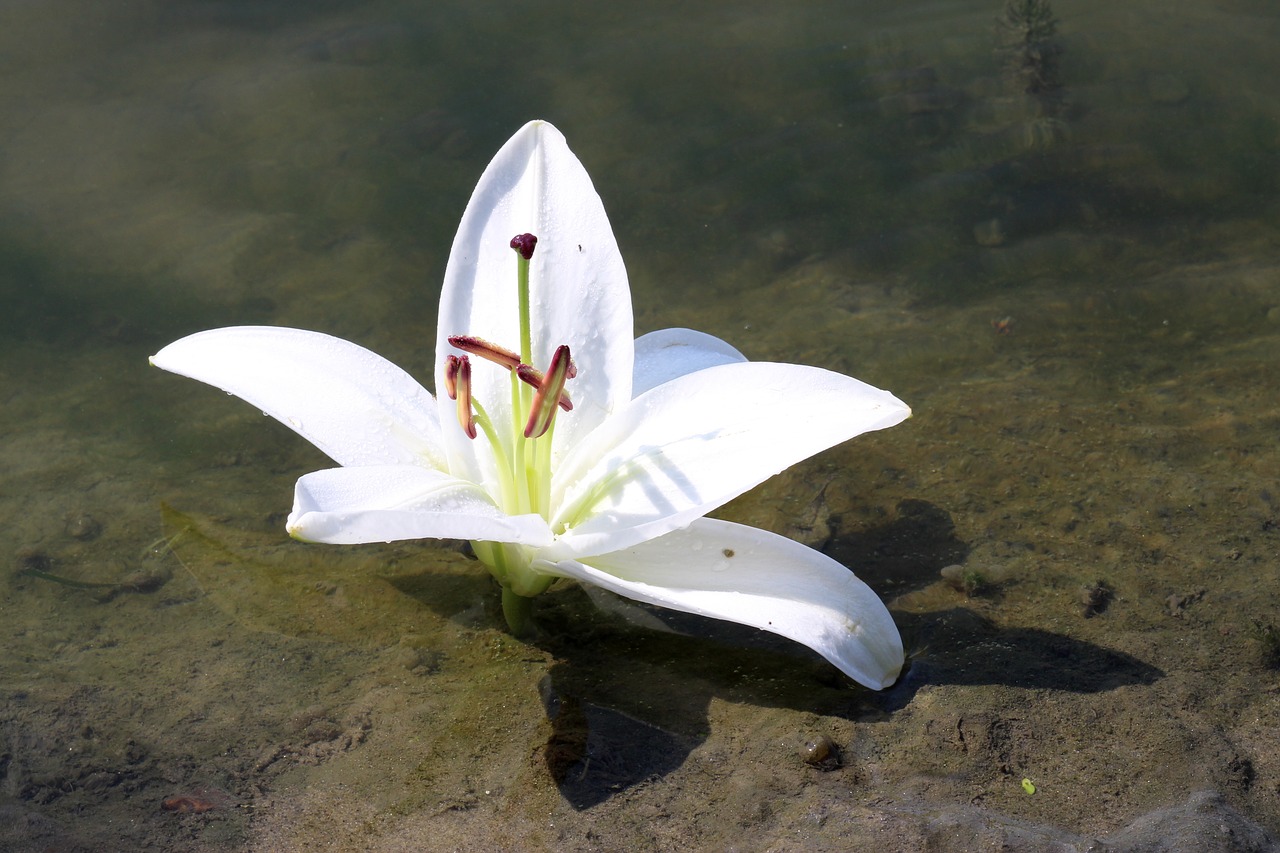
[2,1,1279,850]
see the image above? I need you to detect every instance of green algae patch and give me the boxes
[160,503,486,648]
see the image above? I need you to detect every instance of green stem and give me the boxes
[501,586,535,638]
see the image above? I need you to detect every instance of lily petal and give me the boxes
[151,327,446,470]
[538,518,904,690]
[288,465,554,546]
[548,361,910,559]
[436,120,633,483]
[632,327,747,396]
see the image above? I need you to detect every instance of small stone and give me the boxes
[941,564,990,597]
[66,513,102,541]
[301,719,343,744]
[803,734,841,771]
[118,564,172,593]
[1079,580,1112,618]
[974,218,1006,246]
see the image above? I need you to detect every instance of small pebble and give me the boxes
[803,734,841,771]
[66,513,102,541]
[1079,580,1112,618]
[118,565,172,593]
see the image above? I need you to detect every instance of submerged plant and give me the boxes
[151,121,911,690]
[998,0,1063,102]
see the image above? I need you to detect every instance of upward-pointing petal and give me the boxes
[436,121,634,482]
[151,326,446,470]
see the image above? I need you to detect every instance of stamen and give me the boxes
[524,345,572,438]
[444,355,461,400]
[510,233,538,260]
[516,364,573,411]
[454,355,477,439]
[523,353,579,380]
[449,335,521,370]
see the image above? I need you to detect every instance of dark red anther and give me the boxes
[524,345,572,439]
[454,355,476,439]
[510,233,538,260]
[516,364,573,412]
[449,335,521,370]
[444,355,461,400]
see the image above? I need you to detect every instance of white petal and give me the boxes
[632,328,747,396]
[436,120,634,485]
[548,361,910,559]
[538,518,904,690]
[287,465,554,546]
[152,327,446,470]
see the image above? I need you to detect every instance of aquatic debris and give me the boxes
[1078,580,1112,618]
[16,549,110,591]
[15,548,168,594]
[940,564,992,598]
[161,795,217,814]
[15,544,172,599]
[160,786,235,814]
[1165,588,1205,618]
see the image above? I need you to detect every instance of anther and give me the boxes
[516,364,573,412]
[449,335,521,370]
[444,355,461,400]
[454,355,477,439]
[524,345,572,438]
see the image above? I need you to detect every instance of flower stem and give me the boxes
[501,586,535,637]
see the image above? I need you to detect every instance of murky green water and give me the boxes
[3,1,1279,850]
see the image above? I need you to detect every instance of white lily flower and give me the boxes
[151,121,911,689]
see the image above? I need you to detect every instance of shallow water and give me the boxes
[2,1,1280,850]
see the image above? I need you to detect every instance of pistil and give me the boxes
[511,233,537,365]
